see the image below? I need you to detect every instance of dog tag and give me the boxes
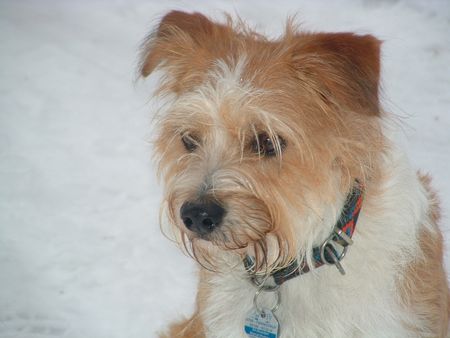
[244,308,279,338]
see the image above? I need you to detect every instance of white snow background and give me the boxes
[0,1,449,337]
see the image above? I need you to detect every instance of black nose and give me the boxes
[180,201,225,235]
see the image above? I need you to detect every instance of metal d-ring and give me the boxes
[320,239,342,264]
[253,287,281,314]
[320,238,348,275]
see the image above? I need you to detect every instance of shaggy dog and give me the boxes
[139,11,449,338]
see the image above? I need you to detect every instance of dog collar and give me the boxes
[244,180,363,286]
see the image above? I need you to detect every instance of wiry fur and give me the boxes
[139,11,449,337]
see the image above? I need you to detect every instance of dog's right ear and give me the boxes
[139,11,232,94]
[140,11,215,77]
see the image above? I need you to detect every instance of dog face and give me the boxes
[140,11,383,271]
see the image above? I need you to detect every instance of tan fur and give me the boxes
[396,174,449,337]
[140,11,450,337]
[159,314,205,338]
[144,11,384,271]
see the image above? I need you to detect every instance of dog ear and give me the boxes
[139,11,216,77]
[293,33,381,116]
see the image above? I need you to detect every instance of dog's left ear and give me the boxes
[293,33,382,116]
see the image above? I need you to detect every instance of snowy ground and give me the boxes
[0,1,449,337]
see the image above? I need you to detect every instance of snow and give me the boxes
[0,1,449,337]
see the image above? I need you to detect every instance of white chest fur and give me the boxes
[201,150,428,338]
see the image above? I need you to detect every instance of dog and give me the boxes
[139,11,449,338]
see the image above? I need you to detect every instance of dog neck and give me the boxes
[244,180,364,287]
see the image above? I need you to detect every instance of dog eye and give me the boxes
[181,134,198,152]
[251,133,286,157]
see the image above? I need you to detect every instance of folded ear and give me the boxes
[294,33,381,116]
[140,10,241,95]
[139,11,217,77]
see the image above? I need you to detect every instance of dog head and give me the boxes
[140,11,383,272]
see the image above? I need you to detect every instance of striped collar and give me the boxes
[244,181,364,286]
